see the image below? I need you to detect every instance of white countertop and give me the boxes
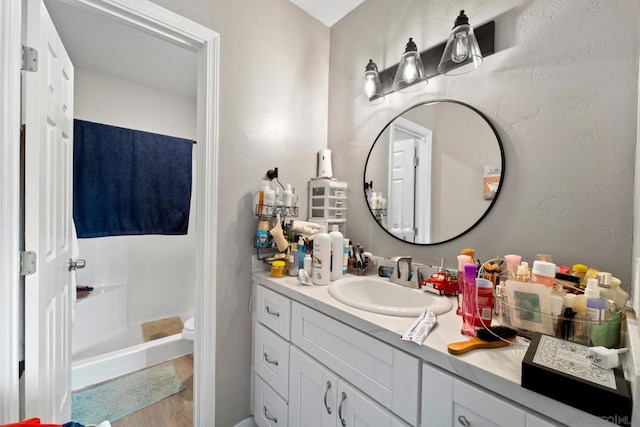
[253,271,636,427]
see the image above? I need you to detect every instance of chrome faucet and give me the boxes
[390,256,419,288]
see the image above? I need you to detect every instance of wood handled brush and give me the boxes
[447,326,517,355]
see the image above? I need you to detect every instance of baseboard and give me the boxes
[234,417,257,427]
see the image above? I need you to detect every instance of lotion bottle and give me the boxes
[312,226,331,285]
[288,242,299,276]
[283,183,293,208]
[584,277,605,322]
[329,225,344,280]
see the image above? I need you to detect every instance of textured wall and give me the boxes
[329,1,639,287]
[146,0,329,424]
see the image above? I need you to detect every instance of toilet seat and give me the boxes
[182,317,195,341]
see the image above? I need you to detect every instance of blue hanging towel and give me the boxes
[73,119,193,238]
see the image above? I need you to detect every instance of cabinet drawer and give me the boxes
[255,374,289,427]
[453,379,525,427]
[255,323,290,399]
[257,285,291,340]
[291,302,419,426]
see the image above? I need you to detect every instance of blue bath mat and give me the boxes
[71,361,185,424]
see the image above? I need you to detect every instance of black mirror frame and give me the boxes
[363,99,505,246]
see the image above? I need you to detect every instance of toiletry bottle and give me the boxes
[291,185,298,208]
[557,293,577,340]
[274,187,282,207]
[312,226,331,285]
[549,283,565,326]
[283,183,293,208]
[520,262,531,281]
[461,263,478,337]
[531,260,556,288]
[456,254,473,316]
[571,263,589,288]
[572,295,590,345]
[255,219,270,248]
[597,272,616,303]
[288,242,299,277]
[297,237,306,270]
[342,238,349,276]
[254,180,275,215]
[329,225,344,281]
[584,277,605,322]
[503,254,521,279]
[473,278,494,328]
[303,254,312,276]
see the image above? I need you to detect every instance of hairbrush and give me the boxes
[447,326,517,355]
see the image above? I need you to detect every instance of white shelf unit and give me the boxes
[307,179,347,235]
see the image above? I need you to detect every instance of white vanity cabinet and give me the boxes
[289,346,409,427]
[421,362,562,427]
[253,284,419,426]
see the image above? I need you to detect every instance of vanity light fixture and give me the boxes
[356,59,385,105]
[392,38,428,92]
[363,18,495,99]
[437,10,483,75]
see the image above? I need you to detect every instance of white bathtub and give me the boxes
[71,282,194,390]
[72,333,193,390]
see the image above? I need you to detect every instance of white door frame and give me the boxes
[0,0,219,424]
[388,117,432,243]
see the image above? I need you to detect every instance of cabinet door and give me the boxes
[288,347,338,427]
[337,380,409,427]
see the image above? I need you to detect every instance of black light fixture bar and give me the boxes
[378,20,495,95]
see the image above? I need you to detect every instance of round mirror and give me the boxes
[364,100,504,245]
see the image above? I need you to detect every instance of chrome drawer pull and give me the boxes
[338,391,347,426]
[323,381,332,414]
[266,305,280,317]
[264,405,278,423]
[458,415,471,426]
[263,353,279,366]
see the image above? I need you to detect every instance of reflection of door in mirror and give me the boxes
[388,118,432,243]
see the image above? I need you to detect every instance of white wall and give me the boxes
[329,1,639,285]
[145,1,330,424]
[73,68,197,326]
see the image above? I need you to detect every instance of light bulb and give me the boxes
[403,55,417,83]
[452,31,470,63]
[364,73,376,98]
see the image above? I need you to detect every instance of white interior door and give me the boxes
[23,0,74,421]
[388,138,416,242]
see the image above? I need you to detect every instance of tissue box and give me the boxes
[521,334,631,426]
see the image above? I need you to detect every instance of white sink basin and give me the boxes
[328,276,453,317]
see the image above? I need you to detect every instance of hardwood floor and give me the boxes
[110,353,193,427]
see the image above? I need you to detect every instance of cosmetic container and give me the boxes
[503,254,521,279]
[584,278,605,322]
[571,263,588,288]
[297,237,306,270]
[609,277,629,310]
[461,263,478,336]
[342,238,349,276]
[270,260,286,278]
[282,183,292,207]
[303,254,312,276]
[531,260,556,288]
[288,243,299,277]
[456,254,473,316]
[329,225,344,281]
[312,226,331,285]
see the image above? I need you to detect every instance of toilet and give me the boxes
[182,317,195,340]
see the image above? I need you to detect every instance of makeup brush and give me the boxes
[447,326,517,355]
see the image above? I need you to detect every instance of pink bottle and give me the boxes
[461,263,478,336]
[456,255,473,316]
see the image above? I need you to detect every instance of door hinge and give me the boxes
[413,227,418,236]
[20,251,37,276]
[21,45,38,72]
[413,157,419,167]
